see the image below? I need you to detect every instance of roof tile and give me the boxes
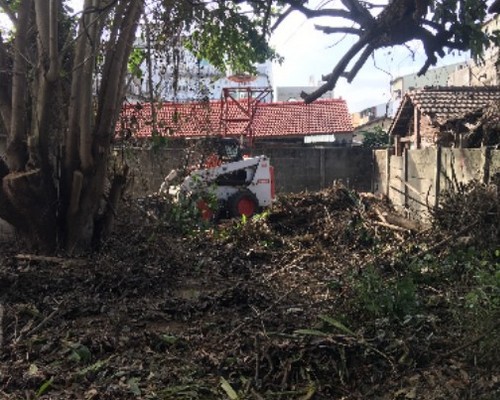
[408,86,500,124]
[119,99,353,139]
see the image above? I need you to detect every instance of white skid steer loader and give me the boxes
[164,138,275,220]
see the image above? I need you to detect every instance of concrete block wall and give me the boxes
[372,149,388,195]
[390,155,405,210]
[375,147,500,220]
[406,148,437,215]
[441,149,486,189]
[260,146,372,193]
[119,147,185,197]
[122,146,374,197]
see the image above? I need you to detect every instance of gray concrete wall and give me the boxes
[122,146,374,197]
[261,146,372,193]
[441,149,486,190]
[119,147,185,198]
[374,147,500,220]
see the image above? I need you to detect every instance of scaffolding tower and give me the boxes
[220,86,273,147]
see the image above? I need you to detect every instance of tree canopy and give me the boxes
[275,0,498,102]
[0,0,279,253]
[359,126,390,147]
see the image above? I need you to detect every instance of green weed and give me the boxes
[352,265,418,320]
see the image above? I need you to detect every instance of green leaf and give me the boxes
[220,377,239,400]
[294,329,330,337]
[36,377,53,398]
[128,377,141,396]
[319,315,355,336]
[68,344,92,363]
[28,363,39,376]
[76,358,110,377]
[160,334,178,345]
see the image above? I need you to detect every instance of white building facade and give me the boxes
[126,42,274,103]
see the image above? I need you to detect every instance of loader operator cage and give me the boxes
[216,137,244,162]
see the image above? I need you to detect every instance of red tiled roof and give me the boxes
[407,86,500,123]
[118,99,353,139]
[390,86,500,135]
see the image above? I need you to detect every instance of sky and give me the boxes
[0,1,476,113]
[269,6,471,112]
[59,0,473,113]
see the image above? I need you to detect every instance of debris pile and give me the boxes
[0,182,498,399]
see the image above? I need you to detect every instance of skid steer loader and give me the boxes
[163,138,275,220]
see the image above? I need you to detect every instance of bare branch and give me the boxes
[283,0,354,22]
[270,5,293,32]
[301,38,368,103]
[342,43,376,82]
[314,25,362,35]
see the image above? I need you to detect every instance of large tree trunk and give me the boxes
[0,0,144,254]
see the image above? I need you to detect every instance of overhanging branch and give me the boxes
[298,0,471,103]
[283,0,355,22]
[314,25,362,35]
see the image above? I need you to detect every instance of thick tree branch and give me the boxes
[6,0,31,171]
[314,25,362,35]
[260,0,274,38]
[66,0,93,174]
[302,38,369,102]
[78,0,108,171]
[340,0,375,26]
[47,0,59,82]
[0,38,12,132]
[66,0,110,175]
[65,0,143,253]
[283,0,355,22]
[95,0,144,143]
[342,43,376,82]
[300,0,450,103]
[32,0,60,170]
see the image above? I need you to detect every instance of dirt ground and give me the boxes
[0,184,499,399]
